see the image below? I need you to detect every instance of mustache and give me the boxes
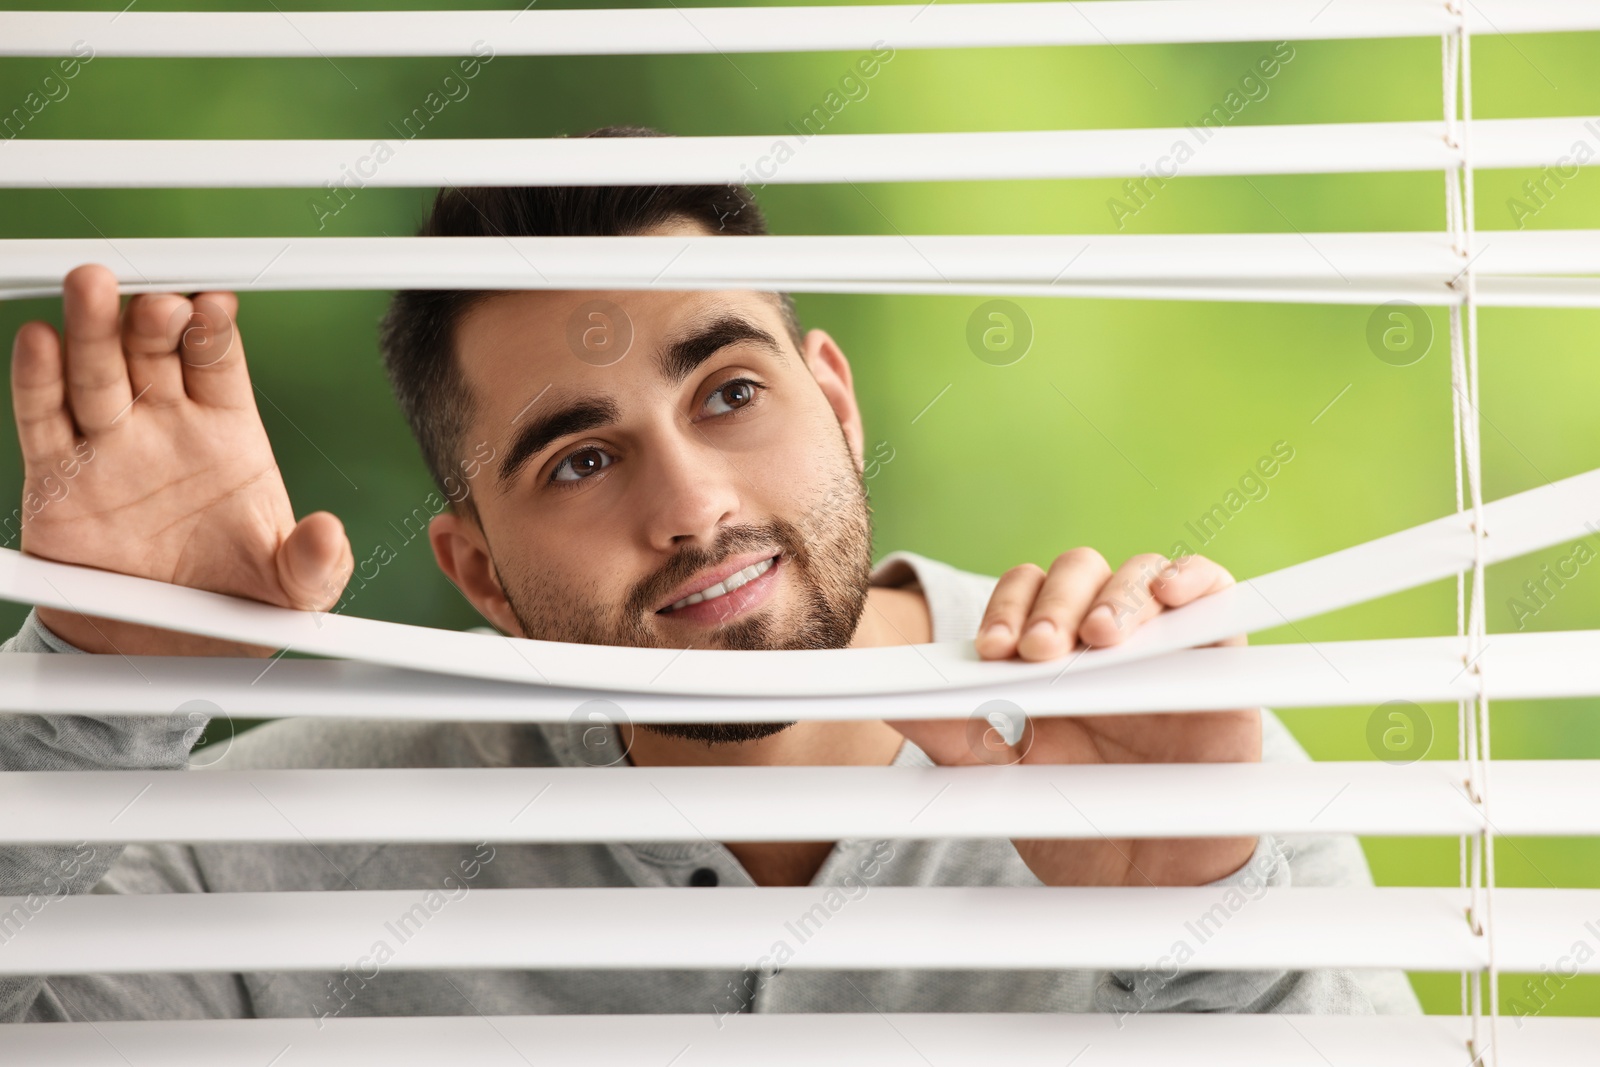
[633,523,797,616]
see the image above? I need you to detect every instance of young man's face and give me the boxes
[430,246,878,656]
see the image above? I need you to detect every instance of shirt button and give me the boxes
[689,867,719,887]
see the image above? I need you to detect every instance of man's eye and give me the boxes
[704,378,764,417]
[550,446,613,486]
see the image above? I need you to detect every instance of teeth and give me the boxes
[667,557,774,612]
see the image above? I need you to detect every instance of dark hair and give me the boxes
[378,125,803,523]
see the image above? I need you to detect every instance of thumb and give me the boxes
[275,511,353,611]
[888,717,981,766]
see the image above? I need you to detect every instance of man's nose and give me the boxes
[642,431,745,552]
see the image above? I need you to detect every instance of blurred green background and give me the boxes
[2,0,1598,1017]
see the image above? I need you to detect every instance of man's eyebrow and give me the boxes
[656,312,787,388]
[498,395,621,489]
[497,312,790,490]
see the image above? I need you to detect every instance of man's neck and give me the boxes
[854,581,934,649]
[618,583,933,886]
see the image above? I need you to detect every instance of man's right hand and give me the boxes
[9,264,354,657]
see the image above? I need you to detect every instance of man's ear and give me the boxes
[800,327,866,472]
[429,508,523,636]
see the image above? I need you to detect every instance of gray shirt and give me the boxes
[0,548,1421,1023]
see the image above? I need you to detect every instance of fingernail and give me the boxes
[982,621,1012,642]
[1025,619,1055,641]
[1086,605,1113,627]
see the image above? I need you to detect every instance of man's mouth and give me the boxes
[656,553,782,617]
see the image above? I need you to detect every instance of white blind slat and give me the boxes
[6,885,1596,974]
[5,629,1599,721]
[1,466,1593,696]
[4,118,1596,188]
[17,275,1594,308]
[2,233,1597,302]
[3,1013,1596,1067]
[5,760,1594,845]
[4,3,1596,58]
[1,2,1570,59]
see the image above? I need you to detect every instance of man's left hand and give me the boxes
[889,549,1260,888]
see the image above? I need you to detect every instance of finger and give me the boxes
[1150,555,1246,649]
[1017,547,1112,660]
[61,264,136,432]
[193,290,238,320]
[177,291,250,407]
[11,320,78,460]
[275,511,354,611]
[885,718,973,766]
[975,563,1046,659]
[1078,552,1173,648]
[122,292,190,405]
[1150,554,1236,607]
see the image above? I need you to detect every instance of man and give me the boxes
[2,126,1418,1024]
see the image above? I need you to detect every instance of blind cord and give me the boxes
[1446,2,1497,1061]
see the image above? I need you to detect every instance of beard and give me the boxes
[494,427,876,746]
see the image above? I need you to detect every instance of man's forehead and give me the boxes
[458,287,789,377]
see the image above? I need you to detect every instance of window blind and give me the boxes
[0,3,1596,1064]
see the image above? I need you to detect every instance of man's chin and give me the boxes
[639,722,796,746]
